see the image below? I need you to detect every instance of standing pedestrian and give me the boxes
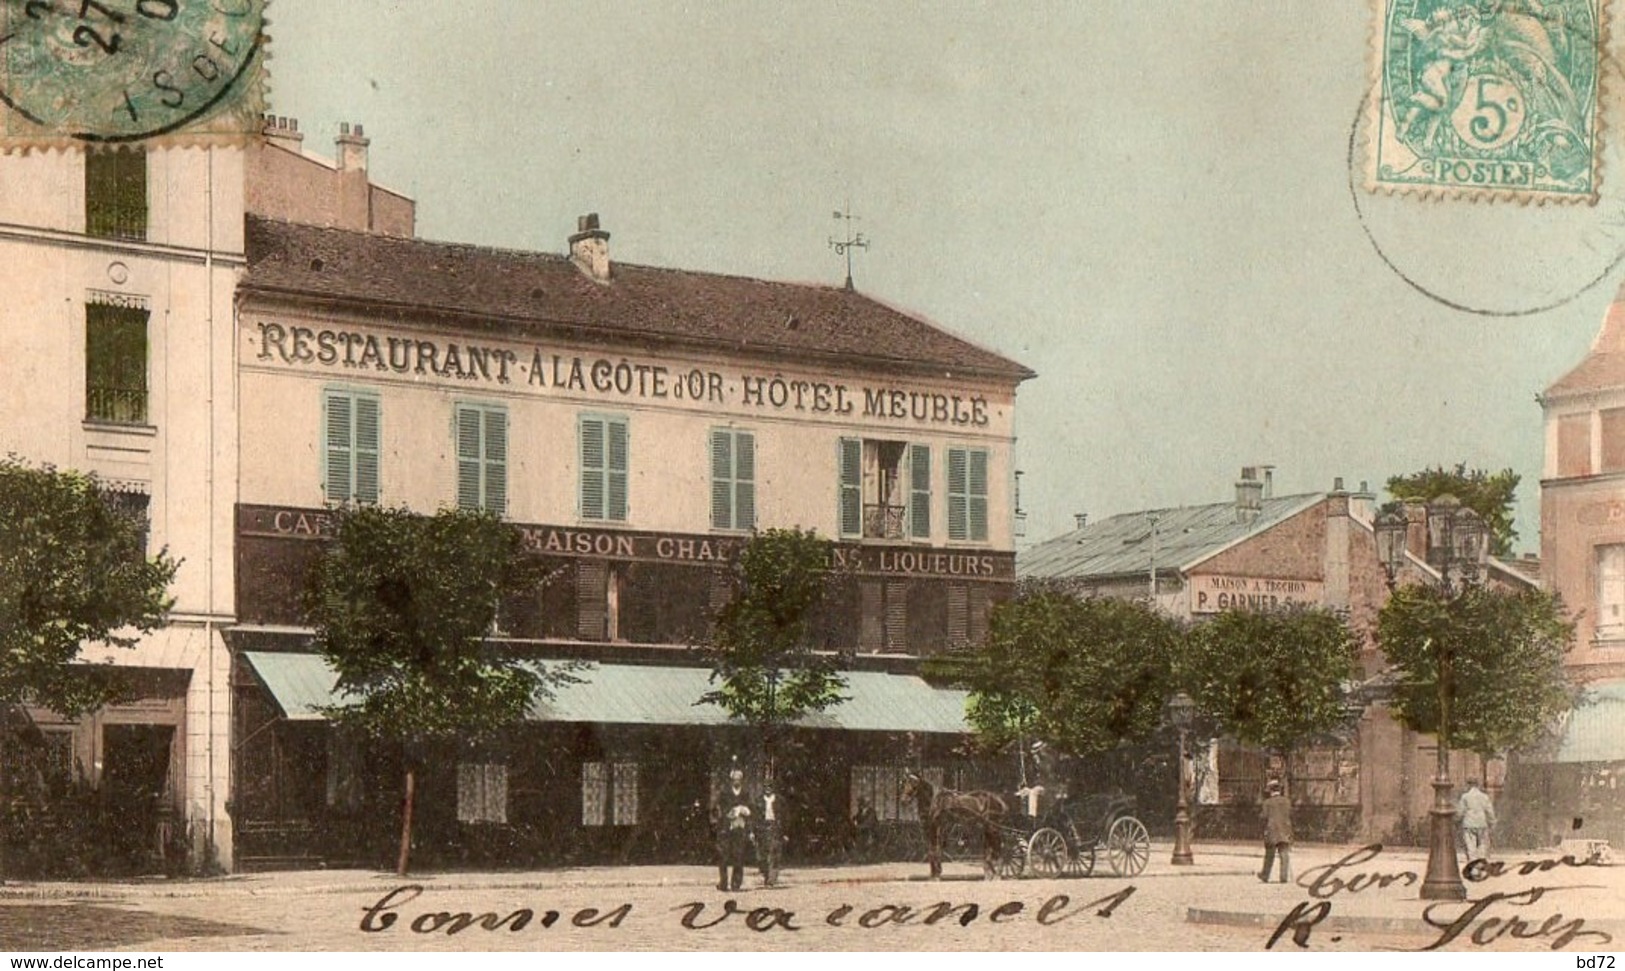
[1457,777,1497,861]
[1259,780,1294,884]
[714,767,753,892]
[757,781,782,888]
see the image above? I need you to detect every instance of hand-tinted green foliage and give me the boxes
[966,589,1179,754]
[1386,464,1521,557]
[305,505,575,744]
[701,528,846,728]
[0,457,177,716]
[1183,606,1360,752]
[1376,583,1579,756]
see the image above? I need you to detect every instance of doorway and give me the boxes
[101,724,175,872]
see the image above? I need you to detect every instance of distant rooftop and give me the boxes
[1018,492,1324,581]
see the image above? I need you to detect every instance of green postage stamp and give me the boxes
[0,0,265,147]
[1369,0,1606,202]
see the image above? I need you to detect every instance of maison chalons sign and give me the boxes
[241,505,1013,580]
[252,321,995,428]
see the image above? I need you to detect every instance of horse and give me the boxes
[902,771,1008,880]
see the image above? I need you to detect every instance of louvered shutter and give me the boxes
[884,581,907,652]
[325,393,353,502]
[580,416,606,519]
[607,418,628,521]
[947,585,969,650]
[484,409,507,517]
[710,430,732,529]
[577,560,608,640]
[947,448,969,540]
[968,448,988,541]
[908,444,931,539]
[839,438,862,537]
[735,431,755,530]
[456,406,483,510]
[354,395,380,504]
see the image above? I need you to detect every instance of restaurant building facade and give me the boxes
[225,210,1034,866]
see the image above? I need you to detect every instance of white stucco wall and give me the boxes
[0,146,242,868]
[238,310,1020,550]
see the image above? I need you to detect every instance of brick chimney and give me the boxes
[336,121,369,171]
[334,122,370,232]
[569,213,612,283]
[1235,466,1264,524]
[1074,512,1089,531]
[262,114,304,151]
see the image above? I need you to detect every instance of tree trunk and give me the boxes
[396,764,416,877]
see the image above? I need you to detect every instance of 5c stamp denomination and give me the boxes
[0,0,264,146]
[1369,0,1605,202]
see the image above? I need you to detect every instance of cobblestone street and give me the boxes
[1,843,1618,952]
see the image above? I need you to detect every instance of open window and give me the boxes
[839,439,930,540]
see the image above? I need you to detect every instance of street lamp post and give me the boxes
[1167,691,1197,865]
[1373,495,1490,902]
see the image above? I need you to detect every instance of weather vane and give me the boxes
[828,202,869,291]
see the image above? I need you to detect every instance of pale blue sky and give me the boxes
[264,1,1620,552]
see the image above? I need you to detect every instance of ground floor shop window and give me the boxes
[851,765,940,821]
[582,760,639,826]
[457,763,508,824]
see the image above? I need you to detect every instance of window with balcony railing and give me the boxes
[85,150,148,241]
[840,439,931,540]
[85,303,149,425]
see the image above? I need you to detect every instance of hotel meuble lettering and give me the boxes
[254,321,993,427]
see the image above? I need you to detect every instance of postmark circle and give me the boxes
[1349,43,1625,318]
[0,0,264,143]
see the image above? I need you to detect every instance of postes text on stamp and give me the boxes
[0,0,265,147]
[1369,0,1605,202]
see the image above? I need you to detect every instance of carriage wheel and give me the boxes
[1067,843,1096,878]
[1105,816,1150,877]
[1026,827,1069,878]
[996,835,1025,878]
[941,820,982,863]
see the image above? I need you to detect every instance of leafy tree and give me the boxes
[1376,583,1579,757]
[305,505,576,875]
[700,528,846,781]
[1181,605,1360,753]
[964,589,1180,755]
[1387,464,1521,557]
[0,457,177,717]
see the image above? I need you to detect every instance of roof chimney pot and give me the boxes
[569,212,612,283]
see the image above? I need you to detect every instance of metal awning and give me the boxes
[240,652,970,734]
[1552,680,1625,764]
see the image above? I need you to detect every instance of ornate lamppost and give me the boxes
[1167,690,1197,865]
[1373,495,1489,901]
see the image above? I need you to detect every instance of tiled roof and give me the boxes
[1018,494,1325,580]
[241,217,1035,383]
[1546,284,1625,398]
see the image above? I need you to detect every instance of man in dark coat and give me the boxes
[714,768,753,891]
[1259,780,1294,883]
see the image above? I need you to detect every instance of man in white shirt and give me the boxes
[1457,778,1497,861]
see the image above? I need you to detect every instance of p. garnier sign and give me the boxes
[238,505,1014,580]
[251,321,994,428]
[1188,574,1324,613]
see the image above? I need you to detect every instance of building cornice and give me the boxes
[0,221,246,267]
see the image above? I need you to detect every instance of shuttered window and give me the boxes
[455,404,507,515]
[581,415,629,521]
[710,428,756,530]
[908,444,931,539]
[85,303,148,424]
[838,437,862,537]
[323,390,380,504]
[456,763,508,824]
[947,446,989,542]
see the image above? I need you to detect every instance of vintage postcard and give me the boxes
[1,0,1624,958]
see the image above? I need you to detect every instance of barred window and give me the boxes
[85,150,147,240]
[85,303,149,425]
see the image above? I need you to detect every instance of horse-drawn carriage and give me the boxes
[904,773,1151,880]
